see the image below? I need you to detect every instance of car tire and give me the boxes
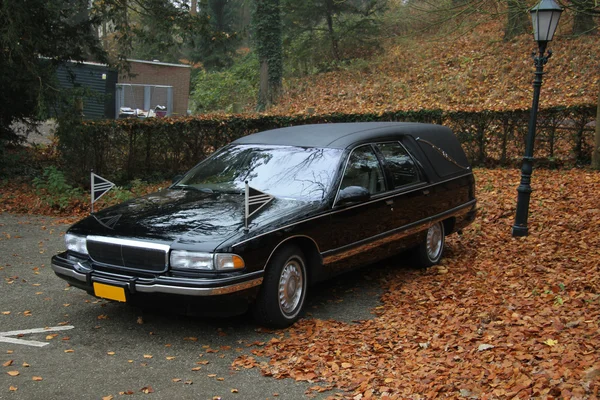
[252,245,308,328]
[415,221,445,267]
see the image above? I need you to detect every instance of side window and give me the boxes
[377,142,421,188]
[340,145,385,195]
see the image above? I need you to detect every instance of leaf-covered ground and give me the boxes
[269,21,600,115]
[233,168,600,399]
[2,168,599,398]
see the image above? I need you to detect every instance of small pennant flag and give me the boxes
[245,181,274,229]
[93,213,121,230]
[91,172,115,213]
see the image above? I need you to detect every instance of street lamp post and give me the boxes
[512,0,563,237]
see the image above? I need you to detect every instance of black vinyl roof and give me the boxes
[232,122,452,149]
[232,122,471,180]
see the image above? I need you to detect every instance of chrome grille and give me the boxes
[86,236,169,273]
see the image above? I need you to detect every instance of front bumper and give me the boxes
[51,252,263,298]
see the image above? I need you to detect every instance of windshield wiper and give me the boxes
[175,185,214,194]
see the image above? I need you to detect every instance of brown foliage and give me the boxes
[268,21,600,115]
[233,168,600,399]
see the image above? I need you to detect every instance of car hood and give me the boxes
[69,189,321,251]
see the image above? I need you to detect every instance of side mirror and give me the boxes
[336,186,370,205]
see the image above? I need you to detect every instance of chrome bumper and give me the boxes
[51,262,263,297]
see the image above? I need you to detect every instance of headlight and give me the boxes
[65,233,88,255]
[169,251,245,271]
[170,250,213,270]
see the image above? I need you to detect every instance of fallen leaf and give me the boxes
[543,339,558,347]
[107,351,115,356]
[184,337,198,342]
[102,396,113,400]
[9,386,17,391]
[166,356,175,360]
[32,376,43,381]
[140,386,154,394]
[137,316,144,324]
[478,344,495,351]
[143,355,153,359]
[172,378,182,382]
[2,311,10,315]
[2,360,13,367]
[231,388,239,393]
[22,362,29,367]
[64,349,74,353]
[46,334,58,340]
[7,371,19,376]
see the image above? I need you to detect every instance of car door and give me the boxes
[373,141,430,251]
[322,144,397,274]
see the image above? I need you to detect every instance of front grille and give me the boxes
[86,236,169,273]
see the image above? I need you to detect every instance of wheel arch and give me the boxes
[442,217,456,235]
[264,236,325,285]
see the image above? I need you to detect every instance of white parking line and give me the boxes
[0,326,75,347]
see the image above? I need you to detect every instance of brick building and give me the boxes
[118,59,191,117]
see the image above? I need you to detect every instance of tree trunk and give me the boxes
[190,0,198,15]
[573,0,597,35]
[593,85,600,170]
[258,60,269,110]
[254,0,282,111]
[325,0,340,61]
[504,0,528,41]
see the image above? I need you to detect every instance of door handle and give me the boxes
[385,199,394,206]
[422,189,430,195]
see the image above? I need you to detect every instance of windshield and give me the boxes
[175,145,343,201]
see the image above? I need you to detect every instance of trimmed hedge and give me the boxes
[56,106,596,185]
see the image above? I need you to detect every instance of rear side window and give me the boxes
[376,142,421,188]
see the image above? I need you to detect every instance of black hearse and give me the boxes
[52,122,476,327]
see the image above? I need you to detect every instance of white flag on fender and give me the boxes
[91,172,115,206]
[244,181,274,229]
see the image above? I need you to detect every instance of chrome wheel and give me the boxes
[278,258,305,317]
[253,245,308,328]
[426,222,444,262]
[414,221,445,267]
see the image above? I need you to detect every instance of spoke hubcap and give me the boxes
[426,223,443,261]
[278,259,304,316]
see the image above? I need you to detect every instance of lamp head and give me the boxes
[530,0,563,42]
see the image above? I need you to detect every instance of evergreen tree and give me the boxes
[0,0,106,161]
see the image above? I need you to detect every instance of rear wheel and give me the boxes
[415,221,445,267]
[252,245,307,328]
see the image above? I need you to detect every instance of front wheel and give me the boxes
[414,221,445,267]
[252,245,308,328]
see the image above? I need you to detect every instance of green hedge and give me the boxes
[56,106,596,185]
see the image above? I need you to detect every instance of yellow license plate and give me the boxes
[93,282,126,302]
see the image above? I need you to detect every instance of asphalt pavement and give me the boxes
[0,213,383,400]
